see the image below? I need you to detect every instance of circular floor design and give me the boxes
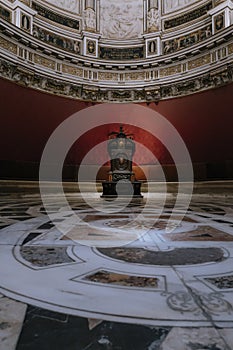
[0,196,233,327]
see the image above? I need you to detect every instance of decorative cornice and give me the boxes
[0,0,233,102]
[0,56,232,102]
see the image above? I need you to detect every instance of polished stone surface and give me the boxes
[0,296,26,350]
[0,181,233,349]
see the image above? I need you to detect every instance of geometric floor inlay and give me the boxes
[1,184,233,349]
[20,246,75,267]
[16,306,171,350]
[205,275,233,289]
[97,247,225,265]
[163,226,233,241]
[85,270,159,288]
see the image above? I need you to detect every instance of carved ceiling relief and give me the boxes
[147,0,160,32]
[0,0,233,102]
[83,7,96,31]
[40,0,79,13]
[214,0,227,5]
[99,0,143,39]
[163,0,199,14]
[147,8,160,32]
[83,0,96,31]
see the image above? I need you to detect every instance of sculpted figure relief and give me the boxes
[164,0,197,13]
[100,0,143,39]
[84,8,96,30]
[147,8,160,32]
[42,0,79,12]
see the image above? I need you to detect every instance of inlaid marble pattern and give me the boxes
[16,306,171,350]
[20,246,75,267]
[162,226,233,241]
[0,181,233,349]
[85,270,159,288]
[205,275,233,290]
[97,247,225,265]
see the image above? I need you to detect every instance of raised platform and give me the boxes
[101,181,143,198]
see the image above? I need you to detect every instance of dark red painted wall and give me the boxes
[150,87,233,163]
[1,77,233,165]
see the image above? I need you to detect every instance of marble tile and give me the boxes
[20,246,74,267]
[175,256,233,284]
[160,327,228,350]
[17,305,171,350]
[172,280,233,327]
[163,226,233,241]
[83,214,126,222]
[84,270,159,288]
[97,247,224,265]
[0,182,233,349]
[88,318,103,330]
[218,329,233,349]
[205,275,233,289]
[0,297,27,350]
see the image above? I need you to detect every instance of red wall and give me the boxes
[1,77,233,166]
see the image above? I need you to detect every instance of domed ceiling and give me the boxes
[0,0,232,102]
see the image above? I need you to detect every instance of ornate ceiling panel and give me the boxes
[163,0,201,14]
[39,0,80,13]
[100,0,143,39]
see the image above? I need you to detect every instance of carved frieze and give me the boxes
[32,25,81,53]
[188,54,211,69]
[228,42,233,54]
[34,54,56,70]
[164,2,212,29]
[0,0,233,104]
[98,72,118,81]
[0,5,11,22]
[125,72,145,80]
[162,25,212,54]
[32,2,80,30]
[0,57,233,102]
[111,90,133,101]
[62,64,83,76]
[0,37,17,54]
[144,88,161,102]
[160,64,181,77]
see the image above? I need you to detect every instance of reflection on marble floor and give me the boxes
[0,181,233,349]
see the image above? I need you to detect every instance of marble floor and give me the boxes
[0,181,233,350]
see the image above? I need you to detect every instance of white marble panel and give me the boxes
[219,329,233,347]
[163,0,200,14]
[41,0,79,13]
[100,0,143,39]
[160,327,228,350]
